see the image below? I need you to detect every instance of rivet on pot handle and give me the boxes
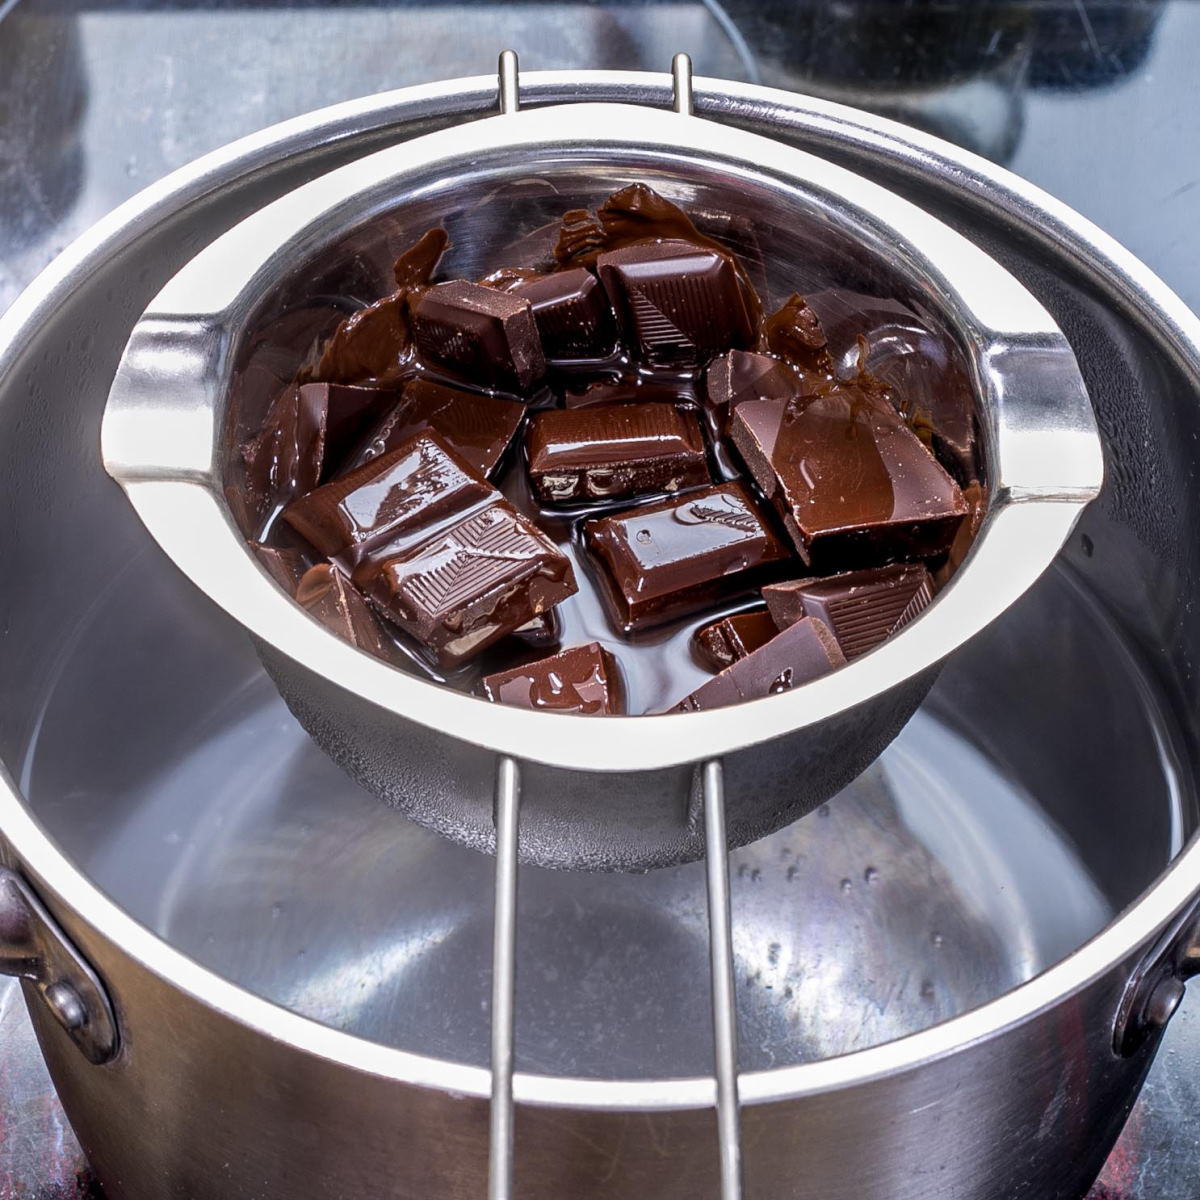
[1114,896,1200,1057]
[0,867,120,1065]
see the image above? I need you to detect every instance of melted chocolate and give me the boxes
[482,642,621,714]
[295,563,400,663]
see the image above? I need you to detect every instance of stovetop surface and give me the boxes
[2,1,1199,1196]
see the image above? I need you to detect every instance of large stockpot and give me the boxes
[0,70,1198,1200]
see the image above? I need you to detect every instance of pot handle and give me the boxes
[0,867,120,1065]
[1114,895,1200,1057]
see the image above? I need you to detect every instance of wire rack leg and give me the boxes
[703,758,743,1199]
[489,756,521,1200]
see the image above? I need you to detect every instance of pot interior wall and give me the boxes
[0,100,1193,1085]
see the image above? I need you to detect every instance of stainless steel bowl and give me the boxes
[101,73,1100,871]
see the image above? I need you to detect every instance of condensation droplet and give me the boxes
[636,528,652,543]
[864,867,880,884]
[840,878,853,893]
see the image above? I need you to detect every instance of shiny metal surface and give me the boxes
[101,69,1099,869]
[0,63,1198,1200]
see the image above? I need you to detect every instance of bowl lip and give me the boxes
[100,97,1101,774]
[0,68,1192,1108]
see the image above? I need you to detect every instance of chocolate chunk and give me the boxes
[526,403,710,505]
[511,268,617,361]
[675,617,846,712]
[693,610,780,671]
[564,379,699,408]
[250,542,309,593]
[584,481,792,632]
[761,294,837,383]
[410,280,546,391]
[482,642,621,714]
[354,500,577,668]
[314,293,412,386]
[240,381,392,521]
[281,432,493,567]
[763,563,934,659]
[729,386,967,569]
[295,563,400,664]
[511,609,562,650]
[347,377,524,478]
[393,227,448,289]
[598,239,757,369]
[705,350,804,429]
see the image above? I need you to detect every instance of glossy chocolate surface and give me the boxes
[674,616,846,712]
[730,385,967,569]
[313,293,412,386]
[295,563,399,663]
[705,350,804,429]
[526,402,709,505]
[410,279,545,391]
[764,563,934,659]
[481,642,621,715]
[512,267,617,361]
[693,609,781,671]
[761,293,837,382]
[584,481,792,631]
[347,377,523,479]
[250,542,309,594]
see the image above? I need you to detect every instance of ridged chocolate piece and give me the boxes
[512,268,617,361]
[240,381,393,521]
[763,563,934,659]
[730,386,967,569]
[584,481,792,632]
[482,642,622,715]
[250,542,309,593]
[675,617,846,712]
[705,350,803,429]
[411,280,546,391]
[314,293,412,386]
[526,402,710,505]
[347,378,524,479]
[693,610,780,671]
[761,294,837,383]
[355,500,577,668]
[280,432,492,567]
[295,563,400,663]
[597,239,757,369]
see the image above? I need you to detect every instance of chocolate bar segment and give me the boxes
[482,642,621,714]
[355,500,577,668]
[526,402,710,505]
[280,432,492,567]
[763,563,933,659]
[693,610,780,671]
[347,378,524,479]
[675,617,845,712]
[584,481,792,632]
[597,239,757,369]
[705,350,803,429]
[411,280,546,391]
[295,563,401,664]
[730,386,967,569]
[512,268,617,361]
[250,542,309,594]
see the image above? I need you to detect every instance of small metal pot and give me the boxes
[0,70,1197,1200]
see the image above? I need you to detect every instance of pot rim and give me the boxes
[1,68,1197,1110]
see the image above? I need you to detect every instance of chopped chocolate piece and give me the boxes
[347,378,524,478]
[511,268,617,361]
[705,350,804,429]
[694,610,780,671]
[393,227,448,289]
[564,379,699,408]
[482,642,621,714]
[527,402,710,505]
[281,432,492,567]
[512,609,562,650]
[354,500,577,668]
[675,617,846,712]
[250,542,308,593]
[295,563,400,663]
[314,293,412,385]
[763,563,933,659]
[584,481,792,632]
[598,239,757,369]
[730,386,967,569]
[479,266,543,292]
[761,294,837,382]
[410,280,546,391]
